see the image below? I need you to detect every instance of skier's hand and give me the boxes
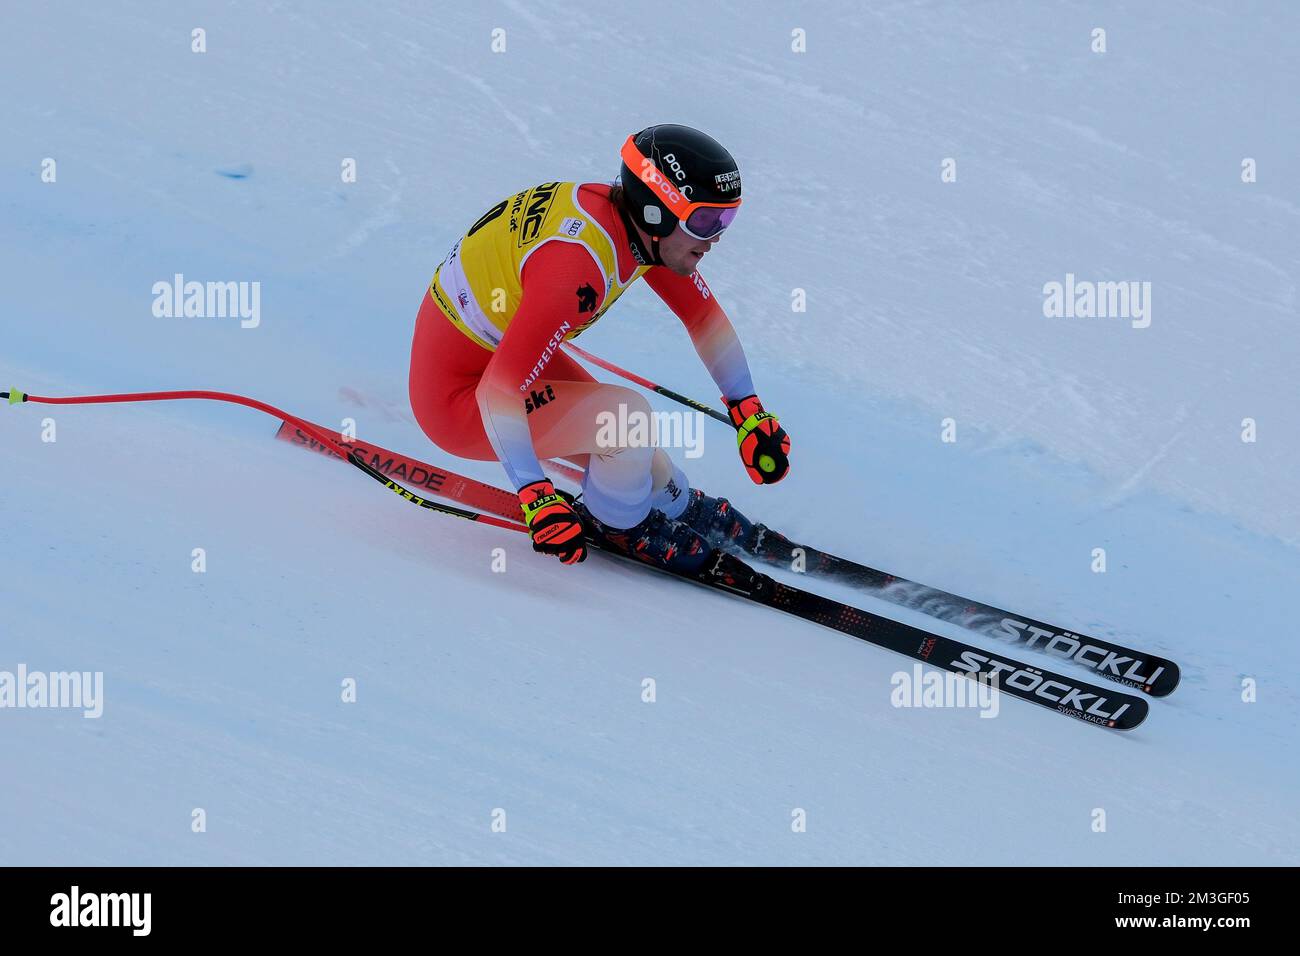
[519,479,587,564]
[726,395,790,485]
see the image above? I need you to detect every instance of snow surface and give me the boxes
[1,1,1297,865]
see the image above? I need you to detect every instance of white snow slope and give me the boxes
[1,2,1297,865]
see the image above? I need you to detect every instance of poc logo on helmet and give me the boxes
[662,152,695,197]
[662,152,688,182]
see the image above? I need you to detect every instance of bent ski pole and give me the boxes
[1,388,527,534]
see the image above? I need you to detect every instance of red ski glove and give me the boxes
[726,395,790,485]
[519,479,587,564]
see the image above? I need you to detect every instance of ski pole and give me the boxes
[561,343,732,425]
[2,387,528,535]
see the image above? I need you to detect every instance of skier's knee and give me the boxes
[594,386,654,460]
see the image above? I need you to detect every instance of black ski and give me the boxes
[265,421,1173,707]
[747,528,1180,697]
[593,545,1149,731]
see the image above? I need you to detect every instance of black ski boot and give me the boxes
[678,489,801,565]
[677,489,762,552]
[574,502,713,575]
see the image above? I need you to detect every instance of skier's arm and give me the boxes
[475,240,606,490]
[645,267,789,484]
[643,267,755,401]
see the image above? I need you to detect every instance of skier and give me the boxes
[408,125,791,569]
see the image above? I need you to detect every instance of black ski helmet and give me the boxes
[618,124,742,239]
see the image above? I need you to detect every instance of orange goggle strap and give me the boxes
[621,135,742,222]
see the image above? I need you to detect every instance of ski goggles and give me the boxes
[621,135,741,240]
